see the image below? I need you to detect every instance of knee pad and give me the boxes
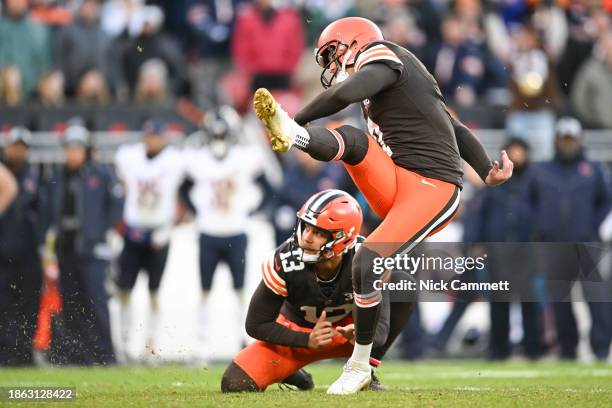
[335,125,369,165]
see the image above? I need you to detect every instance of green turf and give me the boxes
[0,361,610,407]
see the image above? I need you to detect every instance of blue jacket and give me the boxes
[0,161,46,259]
[465,167,535,242]
[48,163,123,257]
[527,155,611,242]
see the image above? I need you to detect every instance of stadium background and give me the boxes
[1,0,612,371]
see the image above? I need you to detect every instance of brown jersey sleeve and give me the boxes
[244,281,310,348]
[294,63,398,126]
[451,115,493,182]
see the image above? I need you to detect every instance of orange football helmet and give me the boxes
[315,17,384,88]
[295,189,363,263]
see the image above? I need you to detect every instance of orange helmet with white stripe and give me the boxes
[295,189,363,263]
[315,17,384,88]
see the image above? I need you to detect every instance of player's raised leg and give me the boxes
[253,92,396,217]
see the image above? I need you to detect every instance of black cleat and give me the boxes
[368,372,386,391]
[278,369,314,391]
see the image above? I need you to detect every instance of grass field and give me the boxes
[1,361,611,407]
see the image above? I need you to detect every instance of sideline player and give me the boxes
[253,17,513,393]
[184,106,268,361]
[221,189,390,392]
[114,120,185,359]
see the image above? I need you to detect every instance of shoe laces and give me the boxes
[342,360,354,374]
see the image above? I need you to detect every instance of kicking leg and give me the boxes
[254,89,396,216]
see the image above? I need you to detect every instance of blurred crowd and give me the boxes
[1,0,612,366]
[0,0,612,130]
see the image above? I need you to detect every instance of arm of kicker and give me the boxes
[294,63,398,126]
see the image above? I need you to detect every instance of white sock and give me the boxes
[351,342,373,365]
[195,292,211,361]
[118,292,131,352]
[146,292,159,349]
[235,290,248,344]
[293,125,310,149]
[199,292,210,344]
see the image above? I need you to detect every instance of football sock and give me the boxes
[351,342,373,365]
[300,125,368,165]
[147,292,159,349]
[371,301,415,362]
[235,289,248,344]
[118,291,131,351]
[199,291,210,344]
[354,302,381,345]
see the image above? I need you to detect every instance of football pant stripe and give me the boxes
[329,128,345,161]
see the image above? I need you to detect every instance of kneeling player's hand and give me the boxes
[308,311,333,349]
[335,324,355,344]
[485,150,513,186]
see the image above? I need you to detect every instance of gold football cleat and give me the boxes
[253,88,292,152]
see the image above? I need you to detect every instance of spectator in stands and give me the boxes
[557,4,610,96]
[48,125,122,365]
[134,59,169,104]
[37,70,65,107]
[428,14,488,107]
[0,127,44,366]
[0,0,52,99]
[54,0,115,98]
[100,0,142,39]
[527,117,612,361]
[571,31,612,129]
[0,66,22,106]
[506,23,561,161]
[530,2,568,63]
[382,13,426,61]
[182,0,247,108]
[120,5,190,101]
[470,137,543,360]
[368,0,441,47]
[0,162,17,215]
[302,0,357,45]
[231,0,305,93]
[76,69,110,105]
[29,0,73,27]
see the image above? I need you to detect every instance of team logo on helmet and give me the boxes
[293,189,363,263]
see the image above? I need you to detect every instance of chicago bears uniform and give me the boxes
[114,138,185,357]
[185,143,263,291]
[184,107,267,356]
[115,142,184,292]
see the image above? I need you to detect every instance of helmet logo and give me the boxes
[302,210,317,225]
